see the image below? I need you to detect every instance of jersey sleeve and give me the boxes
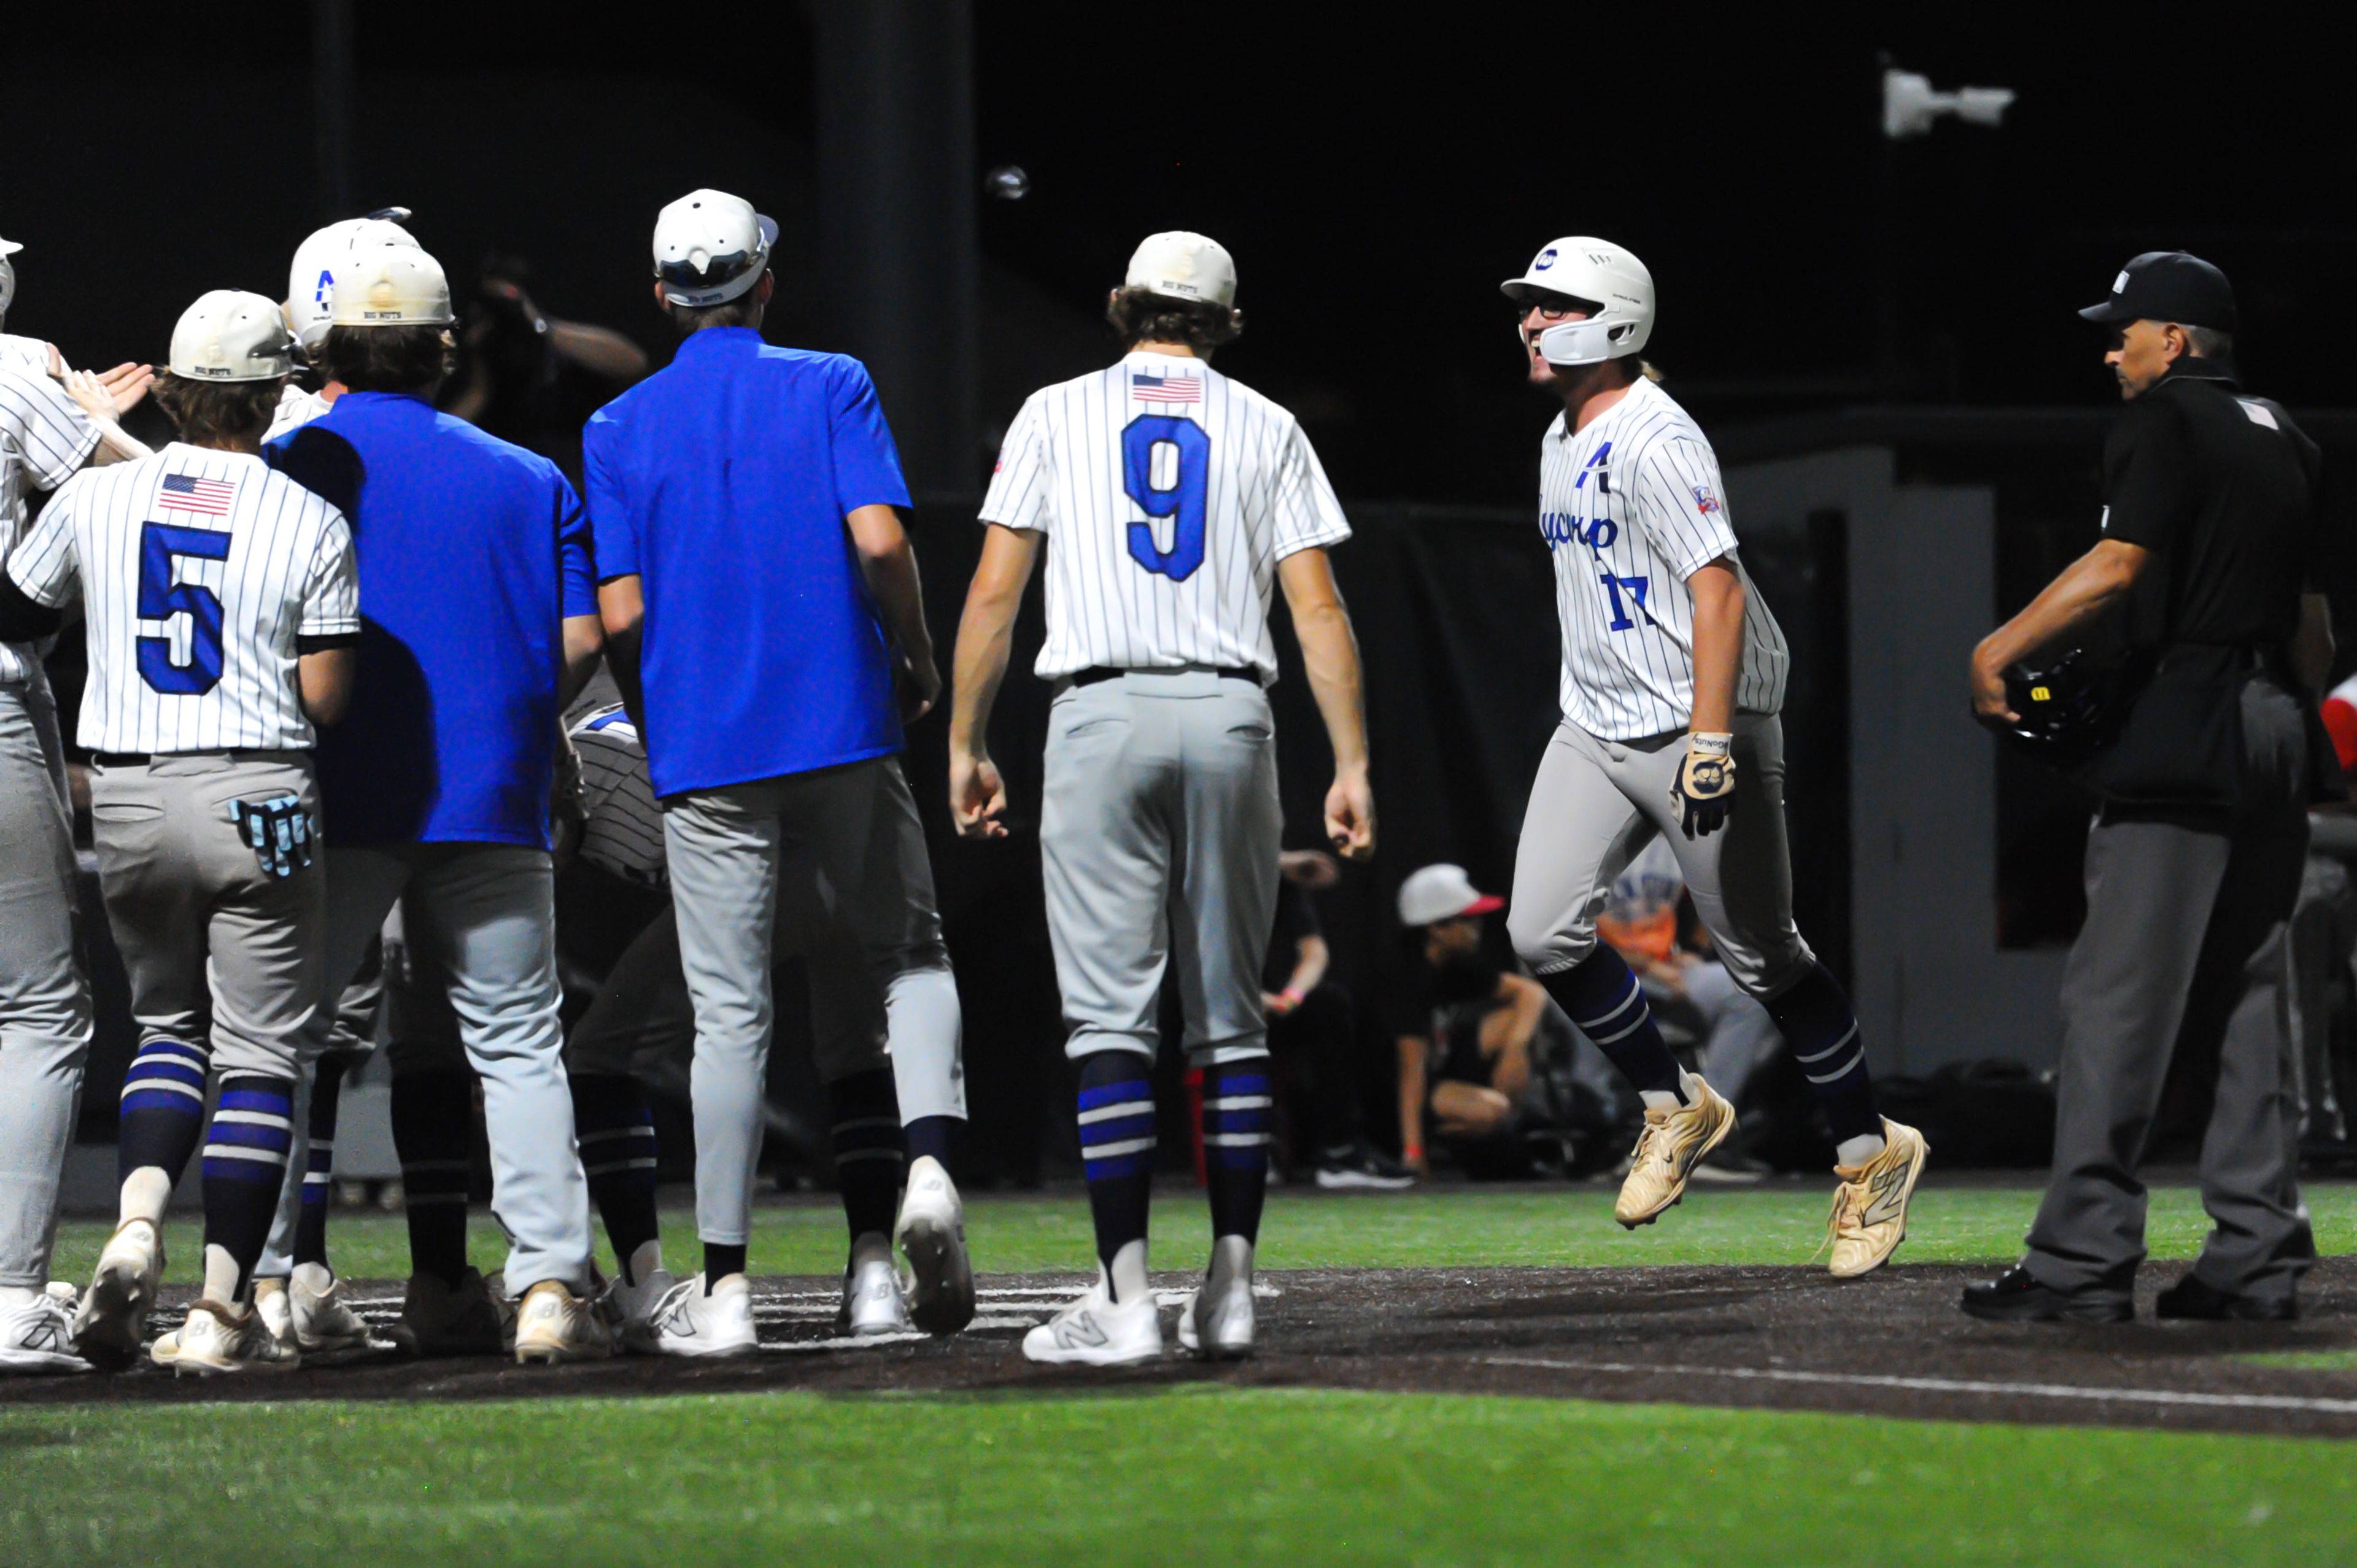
[554,471,598,618]
[827,358,915,515]
[581,410,638,581]
[0,368,101,492]
[1632,437,1741,580]
[2099,396,2197,552]
[1270,417,1352,559]
[6,483,81,606]
[298,510,362,643]
[978,393,1051,534]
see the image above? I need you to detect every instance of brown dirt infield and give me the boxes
[10,1259,2357,1439]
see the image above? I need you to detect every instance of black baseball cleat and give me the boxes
[2154,1272,2297,1323]
[1960,1265,2133,1324]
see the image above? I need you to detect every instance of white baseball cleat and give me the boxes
[1021,1283,1163,1367]
[1177,1235,1256,1361]
[895,1156,975,1335]
[72,1218,164,1368]
[513,1279,613,1365]
[649,1273,759,1358]
[605,1258,684,1356]
[254,1276,295,1345]
[842,1237,913,1337]
[0,1286,91,1373]
[175,1299,301,1377]
[287,1264,374,1351]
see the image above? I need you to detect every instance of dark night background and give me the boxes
[9,7,2353,1178]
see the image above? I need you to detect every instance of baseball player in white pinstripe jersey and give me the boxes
[951,232,1376,1365]
[1498,239,1926,1276]
[3,292,360,1373]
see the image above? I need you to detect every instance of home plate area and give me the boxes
[15,1259,2357,1437]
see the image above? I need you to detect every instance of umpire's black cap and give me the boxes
[2079,250,2238,334]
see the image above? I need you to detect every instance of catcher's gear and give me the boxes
[1670,732,1736,838]
[652,189,776,308]
[1501,237,1654,366]
[1990,649,2121,767]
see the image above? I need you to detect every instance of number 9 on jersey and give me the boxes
[1121,415,1209,582]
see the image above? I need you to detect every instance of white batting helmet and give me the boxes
[1501,238,1655,367]
[329,249,455,329]
[0,234,21,324]
[653,190,776,308]
[1124,231,1237,308]
[170,290,297,382]
[286,217,419,348]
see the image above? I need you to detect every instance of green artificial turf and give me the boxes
[48,1181,2357,1287]
[4,1386,2348,1568]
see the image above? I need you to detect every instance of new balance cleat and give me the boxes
[388,1267,506,1358]
[0,1287,90,1373]
[287,1265,374,1351]
[1021,1283,1163,1367]
[1823,1118,1929,1278]
[254,1276,295,1346]
[72,1218,164,1368]
[1176,1235,1256,1360]
[842,1239,913,1337]
[513,1279,612,1364]
[1614,1076,1736,1228]
[649,1273,759,1358]
[895,1155,975,1335]
[605,1262,684,1354]
[175,1299,301,1377]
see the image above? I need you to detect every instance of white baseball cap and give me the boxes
[169,290,297,382]
[0,234,21,321]
[286,217,419,348]
[1124,231,1236,308]
[653,189,777,307]
[329,249,455,328]
[1501,237,1655,366]
[1396,863,1504,928]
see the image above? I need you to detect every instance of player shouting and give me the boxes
[952,231,1376,1365]
[1497,238,1926,1276]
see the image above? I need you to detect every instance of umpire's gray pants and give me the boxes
[0,674,91,1289]
[276,843,591,1294]
[2024,679,2315,1306]
[1507,714,1814,999]
[1040,670,1281,1067]
[667,758,891,1248]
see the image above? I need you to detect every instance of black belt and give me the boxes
[90,749,301,767]
[1071,665,1256,687]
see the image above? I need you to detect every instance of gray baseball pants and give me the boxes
[2024,679,2315,1306]
[0,674,91,1289]
[276,843,592,1294]
[88,752,325,1081]
[1040,669,1281,1067]
[666,757,891,1248]
[1507,714,1814,1000]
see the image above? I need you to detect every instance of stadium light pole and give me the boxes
[312,0,355,223]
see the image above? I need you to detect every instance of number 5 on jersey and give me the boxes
[1121,414,1208,581]
[138,521,230,695]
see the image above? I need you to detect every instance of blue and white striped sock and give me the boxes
[118,1037,207,1184]
[202,1075,295,1303]
[1763,962,1883,1155]
[1537,949,1686,1103]
[1201,1059,1273,1245]
[1075,1052,1156,1294]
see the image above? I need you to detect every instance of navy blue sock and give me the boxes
[117,1037,207,1183]
[571,1073,661,1281]
[829,1068,907,1242]
[702,1243,747,1283]
[390,1070,474,1287]
[1763,962,1882,1147]
[293,1052,355,1269]
[1536,949,1684,1099]
[203,1075,295,1303]
[1200,1059,1274,1246]
[1075,1051,1155,1292]
[904,1114,964,1180]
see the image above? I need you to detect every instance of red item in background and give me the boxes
[2323,693,2357,774]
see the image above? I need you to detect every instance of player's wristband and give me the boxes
[1689,731,1733,757]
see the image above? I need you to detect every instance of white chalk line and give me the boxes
[1485,1357,2357,1416]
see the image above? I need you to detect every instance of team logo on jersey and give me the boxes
[1132,371,1201,405]
[1691,484,1720,516]
[1535,247,1558,271]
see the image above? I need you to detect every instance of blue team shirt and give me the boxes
[583,328,912,797]
[268,392,596,848]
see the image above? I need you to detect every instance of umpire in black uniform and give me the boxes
[1964,252,2339,1323]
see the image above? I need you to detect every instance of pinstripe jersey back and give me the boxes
[1538,377,1788,738]
[0,365,99,684]
[979,350,1350,681]
[7,443,358,752]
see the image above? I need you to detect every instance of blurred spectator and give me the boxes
[1264,849,1413,1189]
[1392,865,1623,1178]
[441,253,648,481]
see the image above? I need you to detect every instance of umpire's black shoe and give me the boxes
[2155,1272,2297,1323]
[1960,1266,2134,1324]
